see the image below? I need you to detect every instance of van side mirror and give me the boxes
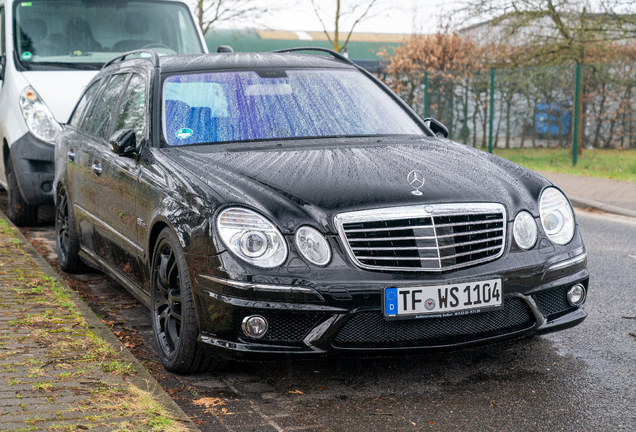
[0,55,5,80]
[217,45,234,53]
[424,118,449,138]
[109,129,136,156]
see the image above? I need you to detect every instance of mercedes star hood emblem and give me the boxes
[407,170,425,196]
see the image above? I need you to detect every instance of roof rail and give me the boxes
[271,47,357,67]
[102,49,161,70]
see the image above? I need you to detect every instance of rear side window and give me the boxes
[69,79,101,126]
[114,73,146,143]
[84,74,128,140]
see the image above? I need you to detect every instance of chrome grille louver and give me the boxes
[334,204,507,272]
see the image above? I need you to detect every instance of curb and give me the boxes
[568,195,636,219]
[0,210,200,432]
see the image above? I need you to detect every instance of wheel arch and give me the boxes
[147,219,170,267]
[3,139,9,169]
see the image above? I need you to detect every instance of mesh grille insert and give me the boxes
[235,312,321,342]
[533,286,576,317]
[333,298,533,347]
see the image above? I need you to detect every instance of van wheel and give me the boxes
[151,227,226,374]
[6,157,38,227]
[55,185,86,273]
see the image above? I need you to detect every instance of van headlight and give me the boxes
[217,207,287,268]
[539,188,575,245]
[19,86,62,144]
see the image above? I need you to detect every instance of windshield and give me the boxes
[162,69,424,146]
[15,0,202,69]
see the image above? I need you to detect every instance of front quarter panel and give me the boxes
[136,148,225,291]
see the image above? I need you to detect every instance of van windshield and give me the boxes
[162,69,425,146]
[14,0,202,70]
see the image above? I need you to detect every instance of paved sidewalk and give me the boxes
[538,171,636,218]
[0,213,199,431]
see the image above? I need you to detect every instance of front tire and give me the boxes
[55,185,86,273]
[151,227,225,374]
[6,157,37,226]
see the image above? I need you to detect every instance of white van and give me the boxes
[0,0,207,225]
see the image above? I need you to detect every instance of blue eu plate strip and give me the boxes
[385,287,398,316]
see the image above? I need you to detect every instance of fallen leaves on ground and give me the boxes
[192,397,231,415]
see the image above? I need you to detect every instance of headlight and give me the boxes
[295,226,331,266]
[19,86,62,144]
[513,211,537,250]
[217,207,287,268]
[540,188,575,245]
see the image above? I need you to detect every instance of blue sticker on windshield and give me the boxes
[21,51,32,61]
[176,128,193,139]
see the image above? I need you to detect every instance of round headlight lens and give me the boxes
[217,208,287,268]
[513,211,537,250]
[295,226,331,266]
[539,188,575,245]
[239,231,267,258]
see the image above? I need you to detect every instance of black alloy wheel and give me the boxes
[151,227,225,374]
[55,186,86,273]
[6,157,37,226]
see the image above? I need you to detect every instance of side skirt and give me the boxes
[79,246,151,308]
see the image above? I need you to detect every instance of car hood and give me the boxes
[163,137,552,233]
[22,71,98,123]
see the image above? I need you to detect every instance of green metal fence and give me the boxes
[384,62,636,163]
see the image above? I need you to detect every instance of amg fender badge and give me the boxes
[407,170,425,196]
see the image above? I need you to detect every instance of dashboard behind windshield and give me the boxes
[14,0,202,69]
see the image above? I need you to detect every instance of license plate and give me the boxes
[383,278,503,319]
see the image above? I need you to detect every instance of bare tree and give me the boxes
[309,0,381,53]
[194,0,271,35]
[460,0,636,65]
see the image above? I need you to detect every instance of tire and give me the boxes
[151,227,226,374]
[55,185,87,273]
[6,157,38,226]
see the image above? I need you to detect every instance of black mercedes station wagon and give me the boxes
[55,48,589,374]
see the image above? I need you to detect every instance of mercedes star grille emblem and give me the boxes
[407,170,425,196]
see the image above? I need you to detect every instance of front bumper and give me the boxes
[10,132,55,206]
[191,252,589,360]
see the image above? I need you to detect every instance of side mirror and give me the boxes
[109,129,136,156]
[217,45,234,53]
[424,118,449,138]
[0,55,5,80]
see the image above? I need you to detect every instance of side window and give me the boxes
[1,7,5,56]
[69,79,101,127]
[114,74,146,144]
[84,74,128,140]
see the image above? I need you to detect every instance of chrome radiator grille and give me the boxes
[334,204,506,272]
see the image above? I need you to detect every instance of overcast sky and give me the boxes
[212,0,453,35]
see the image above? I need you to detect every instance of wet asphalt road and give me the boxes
[2,193,635,431]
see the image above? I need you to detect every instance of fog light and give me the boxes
[242,315,268,339]
[567,284,586,306]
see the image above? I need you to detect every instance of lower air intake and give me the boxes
[333,297,533,347]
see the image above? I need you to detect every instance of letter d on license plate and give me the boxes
[384,278,503,319]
